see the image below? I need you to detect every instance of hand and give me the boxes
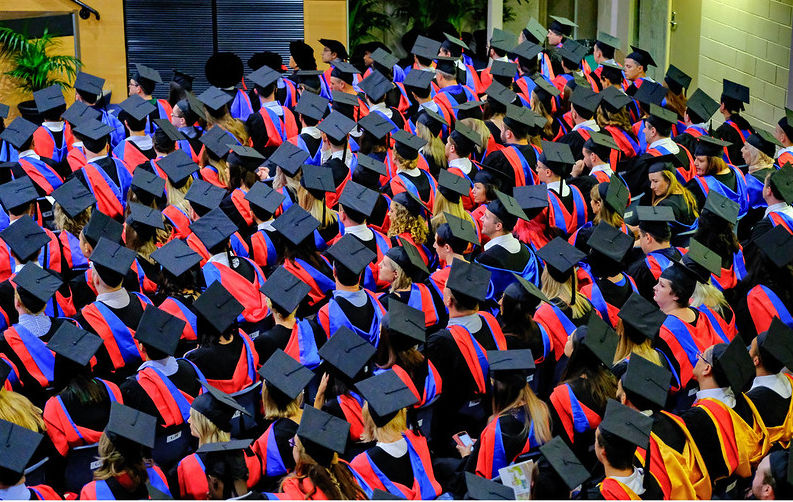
[256,165,270,180]
[456,441,474,458]
[571,159,585,177]
[314,372,330,409]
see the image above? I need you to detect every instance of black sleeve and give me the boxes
[749,217,773,244]
[684,178,706,211]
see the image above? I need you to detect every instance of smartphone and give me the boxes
[453,431,474,447]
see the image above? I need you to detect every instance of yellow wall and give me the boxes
[304,0,348,70]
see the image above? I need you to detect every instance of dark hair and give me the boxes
[141,342,168,361]
[449,288,479,311]
[645,117,672,137]
[138,79,156,96]
[597,428,635,470]
[93,263,124,288]
[561,327,617,411]
[42,104,66,122]
[692,211,739,269]
[168,81,189,107]
[81,134,109,154]
[255,83,278,99]
[340,203,366,225]
[76,89,99,105]
[406,84,431,100]
[333,262,362,287]
[16,288,45,314]
[620,373,662,411]
[595,41,615,60]
[435,222,468,255]
[152,129,176,154]
[573,103,595,121]
[757,335,786,374]
[118,110,147,133]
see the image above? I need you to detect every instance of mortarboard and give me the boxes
[489,60,518,80]
[694,135,731,157]
[539,436,590,491]
[82,210,123,245]
[33,84,65,114]
[392,130,427,161]
[371,47,399,70]
[199,126,234,159]
[443,32,469,51]
[197,86,234,113]
[759,318,793,371]
[90,237,136,276]
[402,69,435,91]
[106,402,157,448]
[158,150,199,184]
[0,176,36,212]
[756,225,793,268]
[490,28,517,52]
[633,81,666,107]
[267,141,310,177]
[356,370,418,426]
[272,205,320,245]
[585,131,620,157]
[636,205,675,233]
[712,337,755,393]
[319,39,348,60]
[196,439,252,455]
[258,349,315,399]
[511,42,543,65]
[134,63,163,85]
[0,419,44,475]
[536,237,585,282]
[131,169,165,199]
[185,179,225,210]
[385,236,430,280]
[485,81,517,107]
[463,472,515,500]
[617,293,666,342]
[445,258,491,302]
[647,103,678,126]
[664,64,692,94]
[359,70,394,102]
[450,121,481,151]
[686,238,722,278]
[686,88,719,122]
[186,92,207,121]
[0,103,7,119]
[513,184,549,211]
[769,163,793,204]
[73,118,113,142]
[599,399,653,448]
[119,95,156,122]
[487,190,528,225]
[52,178,96,218]
[190,207,237,250]
[150,238,202,278]
[134,306,185,356]
[12,262,62,303]
[327,234,376,275]
[172,69,194,90]
[599,60,625,85]
[294,92,329,122]
[48,322,102,366]
[355,154,387,176]
[538,140,575,175]
[600,86,633,112]
[504,103,536,128]
[596,32,621,51]
[331,90,359,108]
[622,354,671,409]
[0,117,38,149]
[703,190,739,223]
[317,110,356,143]
[247,65,281,89]
[722,79,750,104]
[524,17,547,44]
[193,281,244,334]
[434,56,458,76]
[384,301,426,343]
[191,385,250,432]
[558,40,587,66]
[330,60,360,79]
[487,349,535,382]
[318,325,376,379]
[0,216,49,262]
[548,15,577,36]
[297,406,350,461]
[152,119,185,141]
[74,71,105,96]
[260,266,311,314]
[570,86,601,114]
[747,128,782,160]
[301,165,336,196]
[339,180,379,218]
[417,108,448,134]
[245,181,285,214]
[62,101,101,126]
[358,112,397,140]
[437,169,471,202]
[626,45,656,68]
[410,36,442,60]
[587,222,633,263]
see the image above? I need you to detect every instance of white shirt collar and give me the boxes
[689,122,708,130]
[344,223,374,241]
[400,167,421,176]
[448,312,483,332]
[139,356,179,376]
[572,119,599,132]
[751,373,792,399]
[261,100,284,116]
[483,232,521,253]
[368,102,389,115]
[17,150,39,159]
[591,163,613,176]
[696,386,736,408]
[648,137,679,153]
[448,157,473,175]
[96,288,131,309]
[88,154,108,163]
[330,149,353,168]
[776,146,793,158]
[610,468,645,496]
[128,135,153,150]
[546,180,570,197]
[43,121,65,132]
[258,220,275,232]
[764,202,792,218]
[0,483,31,500]
[208,252,230,267]
[302,126,322,139]
[377,437,408,457]
[418,101,440,114]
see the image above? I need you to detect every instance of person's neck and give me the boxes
[329,144,345,154]
[438,79,455,89]
[275,315,297,329]
[645,241,669,253]
[755,366,773,377]
[604,463,634,480]
[765,196,784,206]
[378,429,404,443]
[449,306,478,319]
[85,149,106,161]
[96,284,122,296]
[574,115,587,125]
[666,305,691,319]
[697,378,719,391]
[260,94,276,103]
[335,281,359,292]
[721,110,732,120]
[487,230,508,240]
[506,137,528,145]
[130,130,146,137]
[631,73,645,82]
[142,94,153,101]
[416,95,431,104]
[447,152,461,162]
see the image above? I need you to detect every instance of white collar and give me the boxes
[96,288,131,309]
[764,202,792,218]
[483,232,521,253]
[688,122,708,130]
[128,135,153,150]
[302,126,322,139]
[590,163,613,176]
[43,121,65,132]
[377,437,408,457]
[258,219,275,232]
[400,167,421,176]
[139,356,179,376]
[88,154,109,163]
[609,468,645,496]
[330,149,353,167]
[208,252,230,267]
[17,150,39,160]
[546,179,570,197]
[344,223,374,241]
[418,101,440,114]
[261,100,283,116]
[448,157,472,174]
[0,483,31,500]
[696,386,736,408]
[448,312,483,333]
[368,102,389,115]
[573,119,599,132]
[776,145,793,158]
[648,137,679,153]
[751,373,792,399]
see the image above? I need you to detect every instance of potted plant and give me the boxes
[0,27,82,123]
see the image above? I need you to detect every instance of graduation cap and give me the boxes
[647,103,678,127]
[47,322,102,367]
[759,317,793,371]
[385,236,430,280]
[599,399,653,448]
[83,210,123,245]
[0,419,44,475]
[722,79,750,104]
[358,112,397,140]
[131,169,165,199]
[0,176,35,214]
[490,28,517,52]
[694,135,731,157]
[0,103,8,120]
[437,169,470,202]
[559,40,587,67]
[198,86,234,113]
[511,42,543,65]
[355,154,388,177]
[260,266,311,314]
[443,32,469,51]
[73,118,113,142]
[327,234,377,275]
[301,165,336,196]
[523,17,547,44]
[599,60,625,85]
[703,190,739,223]
[756,225,793,268]
[330,60,361,80]
[247,65,281,89]
[371,47,399,70]
[686,238,722,278]
[485,81,517,106]
[513,184,548,212]
[245,181,285,214]
[191,385,251,432]
[417,108,449,134]
[410,35,442,60]
[267,141,310,177]
[106,403,157,448]
[152,119,186,141]
[633,81,666,107]
[0,117,38,150]
[487,349,535,384]
[538,140,575,175]
[193,280,244,334]
[599,86,632,113]
[582,314,619,369]
[455,99,484,118]
[273,205,320,245]
[712,337,755,393]
[319,39,348,60]
[769,164,793,204]
[626,45,656,68]
[446,258,491,302]
[62,101,101,126]
[172,69,194,90]
[685,88,719,122]
[384,301,426,343]
[134,306,185,356]
[392,130,427,161]
[0,216,49,262]
[359,70,394,102]
[158,150,199,184]
[622,354,671,409]
[297,406,350,462]
[402,69,435,91]
[185,179,226,210]
[12,262,62,303]
[33,84,66,114]
[617,293,666,342]
[317,325,376,379]
[356,370,418,426]
[596,32,621,51]
[548,15,577,36]
[449,121,481,152]
[190,207,237,250]
[331,90,360,108]
[504,104,537,129]
[258,349,315,400]
[636,205,675,236]
[489,60,518,81]
[74,71,105,96]
[747,128,783,160]
[585,131,619,159]
[90,237,136,276]
[200,126,234,159]
[52,178,96,218]
[587,223,632,263]
[150,238,202,278]
[186,92,207,122]
[196,439,252,455]
[570,86,601,114]
[119,95,157,121]
[539,436,590,491]
[294,92,329,122]
[536,237,585,282]
[134,63,163,85]
[463,472,515,500]
[664,64,692,94]
[434,56,458,76]
[339,180,379,219]
[317,110,357,143]
[487,190,528,225]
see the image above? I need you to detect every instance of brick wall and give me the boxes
[698,0,792,130]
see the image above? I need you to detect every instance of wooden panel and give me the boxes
[303,0,348,70]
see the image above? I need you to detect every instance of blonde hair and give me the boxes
[54,203,91,237]
[0,390,45,432]
[460,118,490,157]
[540,268,591,319]
[190,408,230,446]
[387,201,429,245]
[589,184,625,228]
[531,92,554,139]
[262,383,303,420]
[205,113,249,146]
[383,256,412,292]
[393,150,418,173]
[744,142,775,171]
[93,433,149,484]
[430,193,473,231]
[415,122,446,170]
[651,169,699,217]
[702,155,730,176]
[691,281,729,312]
[596,106,632,133]
[614,320,662,365]
[361,403,407,443]
[495,385,552,444]
[663,85,687,120]
[298,185,338,229]
[166,176,194,215]
[273,166,302,193]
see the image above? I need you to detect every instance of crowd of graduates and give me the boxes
[1,13,793,500]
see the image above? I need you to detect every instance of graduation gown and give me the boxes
[549,378,606,471]
[251,417,299,491]
[713,115,753,166]
[746,374,793,448]
[626,247,683,302]
[186,331,259,394]
[317,289,385,346]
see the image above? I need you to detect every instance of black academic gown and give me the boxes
[626,247,683,303]
[714,114,754,166]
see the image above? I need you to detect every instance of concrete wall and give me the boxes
[698,0,792,130]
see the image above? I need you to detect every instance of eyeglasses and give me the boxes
[129,81,140,88]
[288,437,297,448]
[171,111,183,119]
[696,350,712,366]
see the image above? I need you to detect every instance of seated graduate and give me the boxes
[0,419,61,500]
[1,115,64,197]
[430,213,479,293]
[240,181,285,276]
[50,178,94,278]
[581,223,636,328]
[68,211,124,311]
[190,440,257,500]
[750,449,793,500]
[625,205,681,302]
